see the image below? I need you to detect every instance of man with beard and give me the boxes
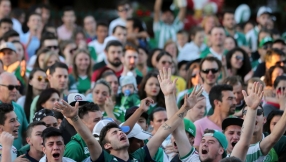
[222,118,243,156]
[200,26,227,60]
[194,84,236,149]
[246,6,272,52]
[119,44,142,85]
[222,10,247,47]
[92,40,123,82]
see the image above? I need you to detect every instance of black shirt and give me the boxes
[25,150,39,162]
[253,62,266,78]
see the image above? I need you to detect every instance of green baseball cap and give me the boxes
[259,36,273,48]
[203,130,228,158]
[184,118,196,137]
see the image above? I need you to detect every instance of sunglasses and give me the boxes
[235,55,244,61]
[262,44,272,50]
[0,84,20,91]
[118,7,130,12]
[37,76,49,83]
[70,48,78,54]
[275,60,286,66]
[191,73,199,78]
[161,61,172,65]
[201,68,219,74]
[46,46,58,50]
[243,109,264,116]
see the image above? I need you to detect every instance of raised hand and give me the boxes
[54,100,79,119]
[158,67,178,96]
[242,82,264,110]
[0,132,14,148]
[183,85,204,109]
[104,97,115,111]
[277,88,286,109]
[139,97,154,112]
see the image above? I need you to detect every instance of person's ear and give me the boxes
[0,125,3,132]
[26,137,31,145]
[104,143,112,150]
[214,99,220,107]
[218,147,224,155]
[42,145,46,154]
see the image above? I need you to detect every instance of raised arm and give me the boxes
[54,101,102,161]
[147,90,202,158]
[231,82,264,161]
[260,90,286,155]
[0,132,14,162]
[177,0,187,22]
[154,0,162,22]
[158,68,202,157]
[122,98,154,134]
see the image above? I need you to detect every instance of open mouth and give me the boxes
[52,153,60,158]
[231,142,237,147]
[13,130,18,134]
[201,148,208,154]
[173,142,178,149]
[120,136,126,141]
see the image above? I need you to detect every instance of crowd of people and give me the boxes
[0,0,286,161]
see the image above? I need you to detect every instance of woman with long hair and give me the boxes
[146,48,163,69]
[138,71,165,115]
[34,48,60,70]
[226,47,253,82]
[69,49,92,94]
[264,65,285,87]
[17,68,48,121]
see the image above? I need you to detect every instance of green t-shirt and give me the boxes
[264,133,286,161]
[245,141,278,162]
[92,146,153,162]
[225,29,248,47]
[88,46,97,62]
[30,95,39,123]
[17,144,30,156]
[69,75,91,94]
[200,47,228,59]
[64,133,89,162]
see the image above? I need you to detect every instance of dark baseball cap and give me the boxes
[222,117,244,131]
[125,106,148,121]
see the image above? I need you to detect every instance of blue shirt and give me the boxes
[20,31,40,60]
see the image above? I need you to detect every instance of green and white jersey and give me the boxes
[153,17,183,48]
[225,29,248,47]
[180,147,200,162]
[69,75,91,94]
[0,144,17,161]
[246,26,259,52]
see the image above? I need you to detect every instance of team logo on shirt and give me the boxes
[74,95,83,101]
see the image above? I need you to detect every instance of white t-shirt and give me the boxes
[180,147,200,162]
[178,42,207,62]
[39,155,76,162]
[16,96,26,108]
[88,40,104,56]
[0,144,17,162]
[96,36,118,62]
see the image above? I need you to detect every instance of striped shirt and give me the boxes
[153,17,183,48]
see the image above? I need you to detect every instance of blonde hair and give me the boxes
[201,15,220,33]
[42,51,59,70]
[72,48,92,81]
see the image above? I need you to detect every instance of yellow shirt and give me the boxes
[171,75,186,94]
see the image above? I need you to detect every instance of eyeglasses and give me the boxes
[0,84,20,91]
[235,55,244,61]
[242,109,264,116]
[191,73,199,78]
[275,60,286,66]
[201,68,219,74]
[37,76,49,83]
[161,61,172,65]
[46,46,58,50]
[118,7,130,12]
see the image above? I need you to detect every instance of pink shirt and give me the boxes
[57,25,73,40]
[194,116,222,147]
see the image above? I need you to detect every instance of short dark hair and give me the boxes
[222,10,235,19]
[99,122,120,146]
[78,102,100,119]
[209,25,225,35]
[265,49,286,63]
[28,12,41,20]
[62,6,74,15]
[96,21,108,29]
[48,62,68,75]
[125,106,148,121]
[220,156,242,162]
[209,85,233,109]
[112,25,126,34]
[274,75,286,89]
[177,29,188,36]
[116,0,131,9]
[105,40,123,51]
[127,18,144,33]
[42,127,63,146]
[0,18,12,26]
[190,26,204,40]
[264,110,284,133]
[156,51,172,62]
[26,121,46,138]
[2,29,19,42]
[199,56,222,71]
[40,32,57,48]
[0,103,14,125]
[150,107,166,121]
[222,76,243,86]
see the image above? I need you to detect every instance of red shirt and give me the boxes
[91,66,123,82]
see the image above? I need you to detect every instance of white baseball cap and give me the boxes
[257,6,272,18]
[120,123,152,140]
[67,93,89,106]
[0,42,16,52]
[93,118,130,140]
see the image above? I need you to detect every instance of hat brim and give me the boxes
[69,101,89,106]
[0,48,15,52]
[222,118,244,130]
[133,131,152,140]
